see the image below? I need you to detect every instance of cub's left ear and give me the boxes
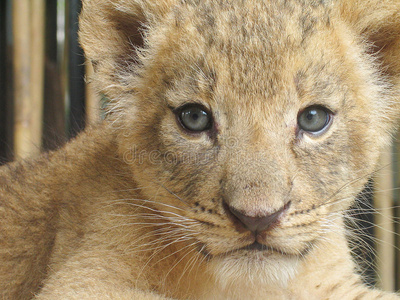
[338,0,400,84]
[337,0,400,130]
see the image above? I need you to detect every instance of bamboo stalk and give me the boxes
[374,146,395,291]
[12,0,45,159]
[13,0,33,158]
[85,60,100,125]
[30,0,45,151]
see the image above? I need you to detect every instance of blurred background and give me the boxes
[0,0,101,163]
[0,0,399,293]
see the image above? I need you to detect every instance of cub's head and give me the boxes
[80,0,400,287]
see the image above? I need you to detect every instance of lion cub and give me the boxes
[1,0,400,299]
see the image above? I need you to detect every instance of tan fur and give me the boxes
[1,0,400,299]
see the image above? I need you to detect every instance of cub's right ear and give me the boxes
[79,0,176,98]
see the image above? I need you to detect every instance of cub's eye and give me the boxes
[177,104,212,132]
[298,106,332,134]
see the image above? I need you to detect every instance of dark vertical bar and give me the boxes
[0,0,14,164]
[396,205,399,291]
[0,0,6,163]
[352,180,376,286]
[396,204,399,291]
[67,0,85,138]
[43,0,66,151]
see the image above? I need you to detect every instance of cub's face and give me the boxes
[80,0,400,287]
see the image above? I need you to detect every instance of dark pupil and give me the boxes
[306,110,317,121]
[191,113,199,121]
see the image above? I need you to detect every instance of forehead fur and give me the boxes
[166,2,330,85]
[129,0,378,126]
[133,1,333,107]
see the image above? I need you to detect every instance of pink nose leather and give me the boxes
[229,204,289,233]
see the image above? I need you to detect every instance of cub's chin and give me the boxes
[207,246,300,290]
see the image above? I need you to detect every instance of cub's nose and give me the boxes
[229,203,290,233]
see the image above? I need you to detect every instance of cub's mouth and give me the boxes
[198,239,299,259]
[240,241,281,252]
[231,241,298,257]
[196,231,315,260]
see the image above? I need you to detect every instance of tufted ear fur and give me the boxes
[338,1,400,86]
[336,0,400,131]
[339,0,400,76]
[79,0,177,99]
